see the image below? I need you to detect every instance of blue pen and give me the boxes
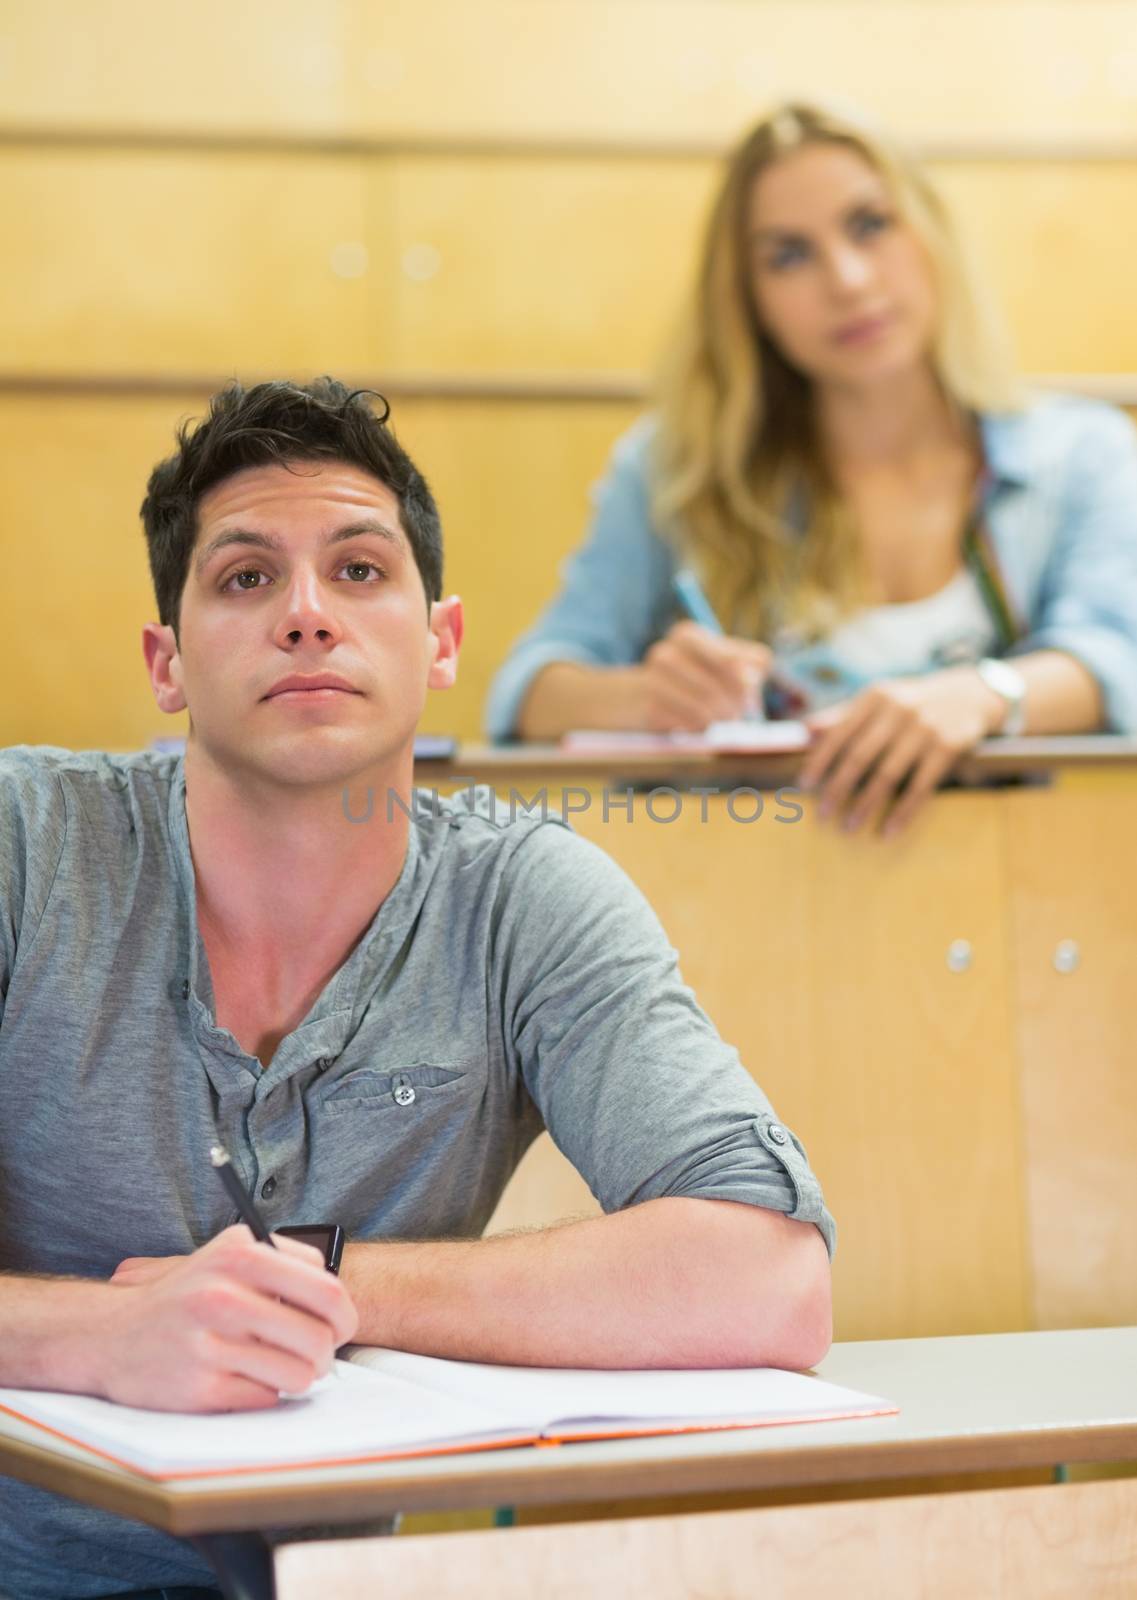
[672,568,725,635]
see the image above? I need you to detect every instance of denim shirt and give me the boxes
[486,393,1137,737]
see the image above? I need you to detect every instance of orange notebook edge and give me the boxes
[0,1399,539,1483]
[543,1402,901,1446]
[0,1399,899,1484]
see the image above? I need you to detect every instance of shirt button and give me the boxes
[393,1084,416,1107]
[767,1122,788,1146]
[181,980,190,1000]
[261,1176,277,1199]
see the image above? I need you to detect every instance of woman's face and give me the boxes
[746,143,938,391]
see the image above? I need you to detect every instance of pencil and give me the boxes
[209,1144,276,1247]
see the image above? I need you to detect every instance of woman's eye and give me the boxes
[850,209,891,241]
[766,240,809,271]
[339,561,382,583]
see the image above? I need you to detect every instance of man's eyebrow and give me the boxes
[195,519,405,576]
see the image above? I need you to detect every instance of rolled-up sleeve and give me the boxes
[484,419,679,741]
[492,822,836,1257]
[1012,405,1137,732]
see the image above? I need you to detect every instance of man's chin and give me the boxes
[214,727,410,791]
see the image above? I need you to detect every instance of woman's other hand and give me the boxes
[799,666,1008,835]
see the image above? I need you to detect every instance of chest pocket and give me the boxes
[319,1064,474,1117]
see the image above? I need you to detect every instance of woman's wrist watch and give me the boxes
[975,657,1027,736]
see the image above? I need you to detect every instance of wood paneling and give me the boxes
[937,165,1137,372]
[0,396,187,752]
[344,1,1137,148]
[0,1,348,136]
[8,1,1137,149]
[10,146,1136,379]
[0,150,382,375]
[282,1478,1137,1599]
[378,154,714,373]
[1005,774,1137,1328]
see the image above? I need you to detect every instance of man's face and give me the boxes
[152,460,454,788]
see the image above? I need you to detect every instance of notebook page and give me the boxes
[0,1360,531,1479]
[345,1349,894,1433]
[560,723,808,756]
[705,720,810,752]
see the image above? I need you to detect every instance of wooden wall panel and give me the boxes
[937,165,1137,372]
[7,1,1137,148]
[284,1479,1137,1599]
[379,154,714,373]
[345,0,1137,147]
[5,144,1137,378]
[0,0,348,136]
[1005,775,1137,1329]
[0,150,384,375]
[0,395,188,752]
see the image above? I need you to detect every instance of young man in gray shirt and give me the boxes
[0,379,834,1598]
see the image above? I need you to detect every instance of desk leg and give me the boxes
[190,1531,275,1600]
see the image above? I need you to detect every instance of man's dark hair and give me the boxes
[141,378,443,631]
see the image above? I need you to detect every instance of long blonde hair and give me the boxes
[652,101,1019,640]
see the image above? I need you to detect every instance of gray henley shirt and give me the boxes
[0,746,833,1598]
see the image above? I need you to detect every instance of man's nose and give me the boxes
[272,567,344,649]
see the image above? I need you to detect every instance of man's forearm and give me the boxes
[0,1275,115,1394]
[340,1198,831,1370]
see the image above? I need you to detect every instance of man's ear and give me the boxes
[427,595,464,691]
[142,622,188,714]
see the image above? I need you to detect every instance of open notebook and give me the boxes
[560,721,810,756]
[0,1346,895,1481]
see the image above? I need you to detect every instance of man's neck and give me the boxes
[183,741,413,985]
[815,366,969,472]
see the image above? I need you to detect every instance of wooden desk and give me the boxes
[413,739,1137,1345]
[422,733,1137,787]
[1,1329,1133,1539]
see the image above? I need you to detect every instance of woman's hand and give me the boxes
[799,666,1008,836]
[638,621,772,732]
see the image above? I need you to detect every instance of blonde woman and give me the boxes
[486,102,1137,834]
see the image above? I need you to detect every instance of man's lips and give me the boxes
[263,674,362,700]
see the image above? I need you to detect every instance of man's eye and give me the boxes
[224,569,268,592]
[339,561,382,583]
